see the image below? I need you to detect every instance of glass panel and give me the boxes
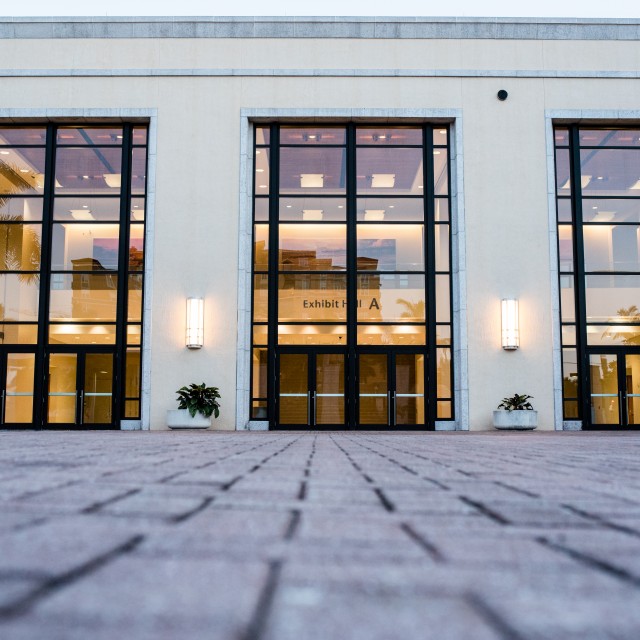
[55,148,122,194]
[357,324,426,345]
[554,129,569,146]
[278,274,347,322]
[280,128,346,145]
[625,355,640,425]
[356,128,422,145]
[436,274,450,323]
[357,148,423,195]
[279,353,308,425]
[132,128,148,145]
[557,198,572,223]
[585,275,640,323]
[0,275,39,321]
[434,198,449,222]
[316,353,345,425]
[580,129,640,147]
[130,148,147,195]
[357,224,424,271]
[129,225,144,270]
[48,353,77,424]
[357,273,425,323]
[395,353,425,426]
[356,198,424,222]
[555,149,571,195]
[581,149,640,197]
[49,273,118,322]
[252,400,268,420]
[254,197,268,221]
[0,197,43,221]
[436,324,451,345]
[433,149,449,196]
[255,147,270,194]
[131,198,145,221]
[560,275,576,322]
[0,148,46,195]
[125,400,140,418]
[0,224,41,271]
[127,324,141,345]
[254,224,269,271]
[582,199,640,224]
[436,348,452,398]
[54,197,121,222]
[587,324,640,346]
[255,127,270,146]
[558,225,573,272]
[562,349,579,399]
[252,348,267,398]
[49,324,117,345]
[562,324,576,345]
[0,323,38,344]
[437,401,452,419]
[51,223,120,270]
[128,275,143,322]
[278,324,347,345]
[83,353,113,424]
[125,349,141,399]
[279,224,346,271]
[589,353,619,425]
[253,275,268,322]
[279,198,346,222]
[584,225,640,272]
[253,324,268,345]
[563,400,579,419]
[0,128,46,146]
[433,128,448,146]
[279,148,346,195]
[359,353,388,425]
[4,353,35,423]
[57,128,123,145]
[435,224,450,271]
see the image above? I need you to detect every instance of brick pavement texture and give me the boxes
[1,432,640,639]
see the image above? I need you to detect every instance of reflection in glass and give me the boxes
[279,148,346,195]
[558,225,573,271]
[316,353,345,425]
[254,224,269,271]
[583,225,640,272]
[125,400,140,419]
[437,401,452,419]
[580,129,640,147]
[83,353,113,424]
[278,274,347,322]
[253,324,268,345]
[585,275,640,323]
[556,198,572,223]
[128,275,143,322]
[131,198,145,221]
[0,323,38,344]
[356,128,422,146]
[49,273,118,322]
[279,198,346,221]
[49,324,117,345]
[127,324,141,345]
[554,129,569,146]
[436,348,451,398]
[435,198,449,222]
[357,273,425,322]
[589,353,619,425]
[560,275,576,322]
[359,353,388,425]
[129,225,144,270]
[54,197,121,221]
[436,275,450,323]
[132,128,148,145]
[589,324,640,346]
[48,353,77,423]
[625,355,640,425]
[581,149,640,197]
[255,148,270,194]
[357,224,424,271]
[131,148,147,194]
[55,147,122,194]
[562,324,576,345]
[0,275,39,321]
[278,324,347,345]
[279,224,346,271]
[254,198,268,221]
[395,353,425,425]
[0,223,41,271]
[280,128,346,145]
[555,149,571,195]
[57,128,123,146]
[253,275,268,322]
[125,349,141,400]
[252,400,267,419]
[435,224,449,271]
[433,128,448,146]
[436,324,451,345]
[356,198,423,222]
[563,346,577,399]
[357,324,426,345]
[0,148,47,195]
[256,127,270,146]
[279,353,308,425]
[433,149,449,196]
[582,199,640,224]
[357,148,424,195]
[4,353,35,423]
[51,223,120,270]
[0,197,43,221]
[252,348,267,398]
[0,128,46,146]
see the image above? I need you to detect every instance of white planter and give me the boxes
[166,409,211,429]
[493,410,538,430]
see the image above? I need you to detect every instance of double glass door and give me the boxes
[588,350,640,428]
[0,351,36,426]
[47,350,115,428]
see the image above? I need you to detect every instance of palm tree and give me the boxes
[396,298,425,321]
[602,305,640,345]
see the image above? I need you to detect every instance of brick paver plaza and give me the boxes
[2,431,640,639]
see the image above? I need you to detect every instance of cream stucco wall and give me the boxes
[1,24,638,430]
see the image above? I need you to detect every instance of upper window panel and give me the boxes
[57,128,123,146]
[580,130,640,147]
[357,148,424,195]
[581,149,640,197]
[0,128,46,146]
[256,127,270,146]
[279,148,346,195]
[356,128,422,146]
[0,148,47,195]
[280,128,346,145]
[132,128,148,145]
[55,147,122,194]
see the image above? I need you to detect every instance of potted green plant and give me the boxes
[493,393,537,430]
[167,383,221,429]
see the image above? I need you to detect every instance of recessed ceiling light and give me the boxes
[256,169,264,173]
[418,185,424,189]
[286,205,292,208]
[434,151,441,155]
[364,210,385,221]
[259,185,267,189]
[371,174,395,188]
[82,205,88,208]
[0,151,9,155]
[439,130,446,134]
[592,206,598,209]
[20,168,29,173]
[338,205,344,209]
[82,175,89,179]
[389,205,395,208]
[300,174,324,188]
[70,209,94,220]
[256,150,261,155]
[597,176,604,180]
[302,209,323,221]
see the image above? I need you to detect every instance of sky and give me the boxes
[0,1,637,18]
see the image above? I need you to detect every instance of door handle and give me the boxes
[307,391,311,426]
[387,391,391,425]
[79,390,83,425]
[1,389,5,424]
[311,391,316,426]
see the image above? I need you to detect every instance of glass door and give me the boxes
[588,350,640,428]
[46,350,115,428]
[358,350,427,428]
[0,352,36,426]
[276,350,346,428]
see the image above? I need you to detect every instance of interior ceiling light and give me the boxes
[131,209,144,221]
[302,209,323,221]
[563,175,591,190]
[70,209,94,220]
[371,174,395,188]
[364,210,385,221]
[300,174,324,188]
[103,174,121,188]
[630,179,640,190]
[0,151,9,155]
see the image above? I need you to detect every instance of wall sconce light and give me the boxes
[501,299,519,350]
[186,297,204,349]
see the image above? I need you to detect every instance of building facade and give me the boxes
[0,16,638,431]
